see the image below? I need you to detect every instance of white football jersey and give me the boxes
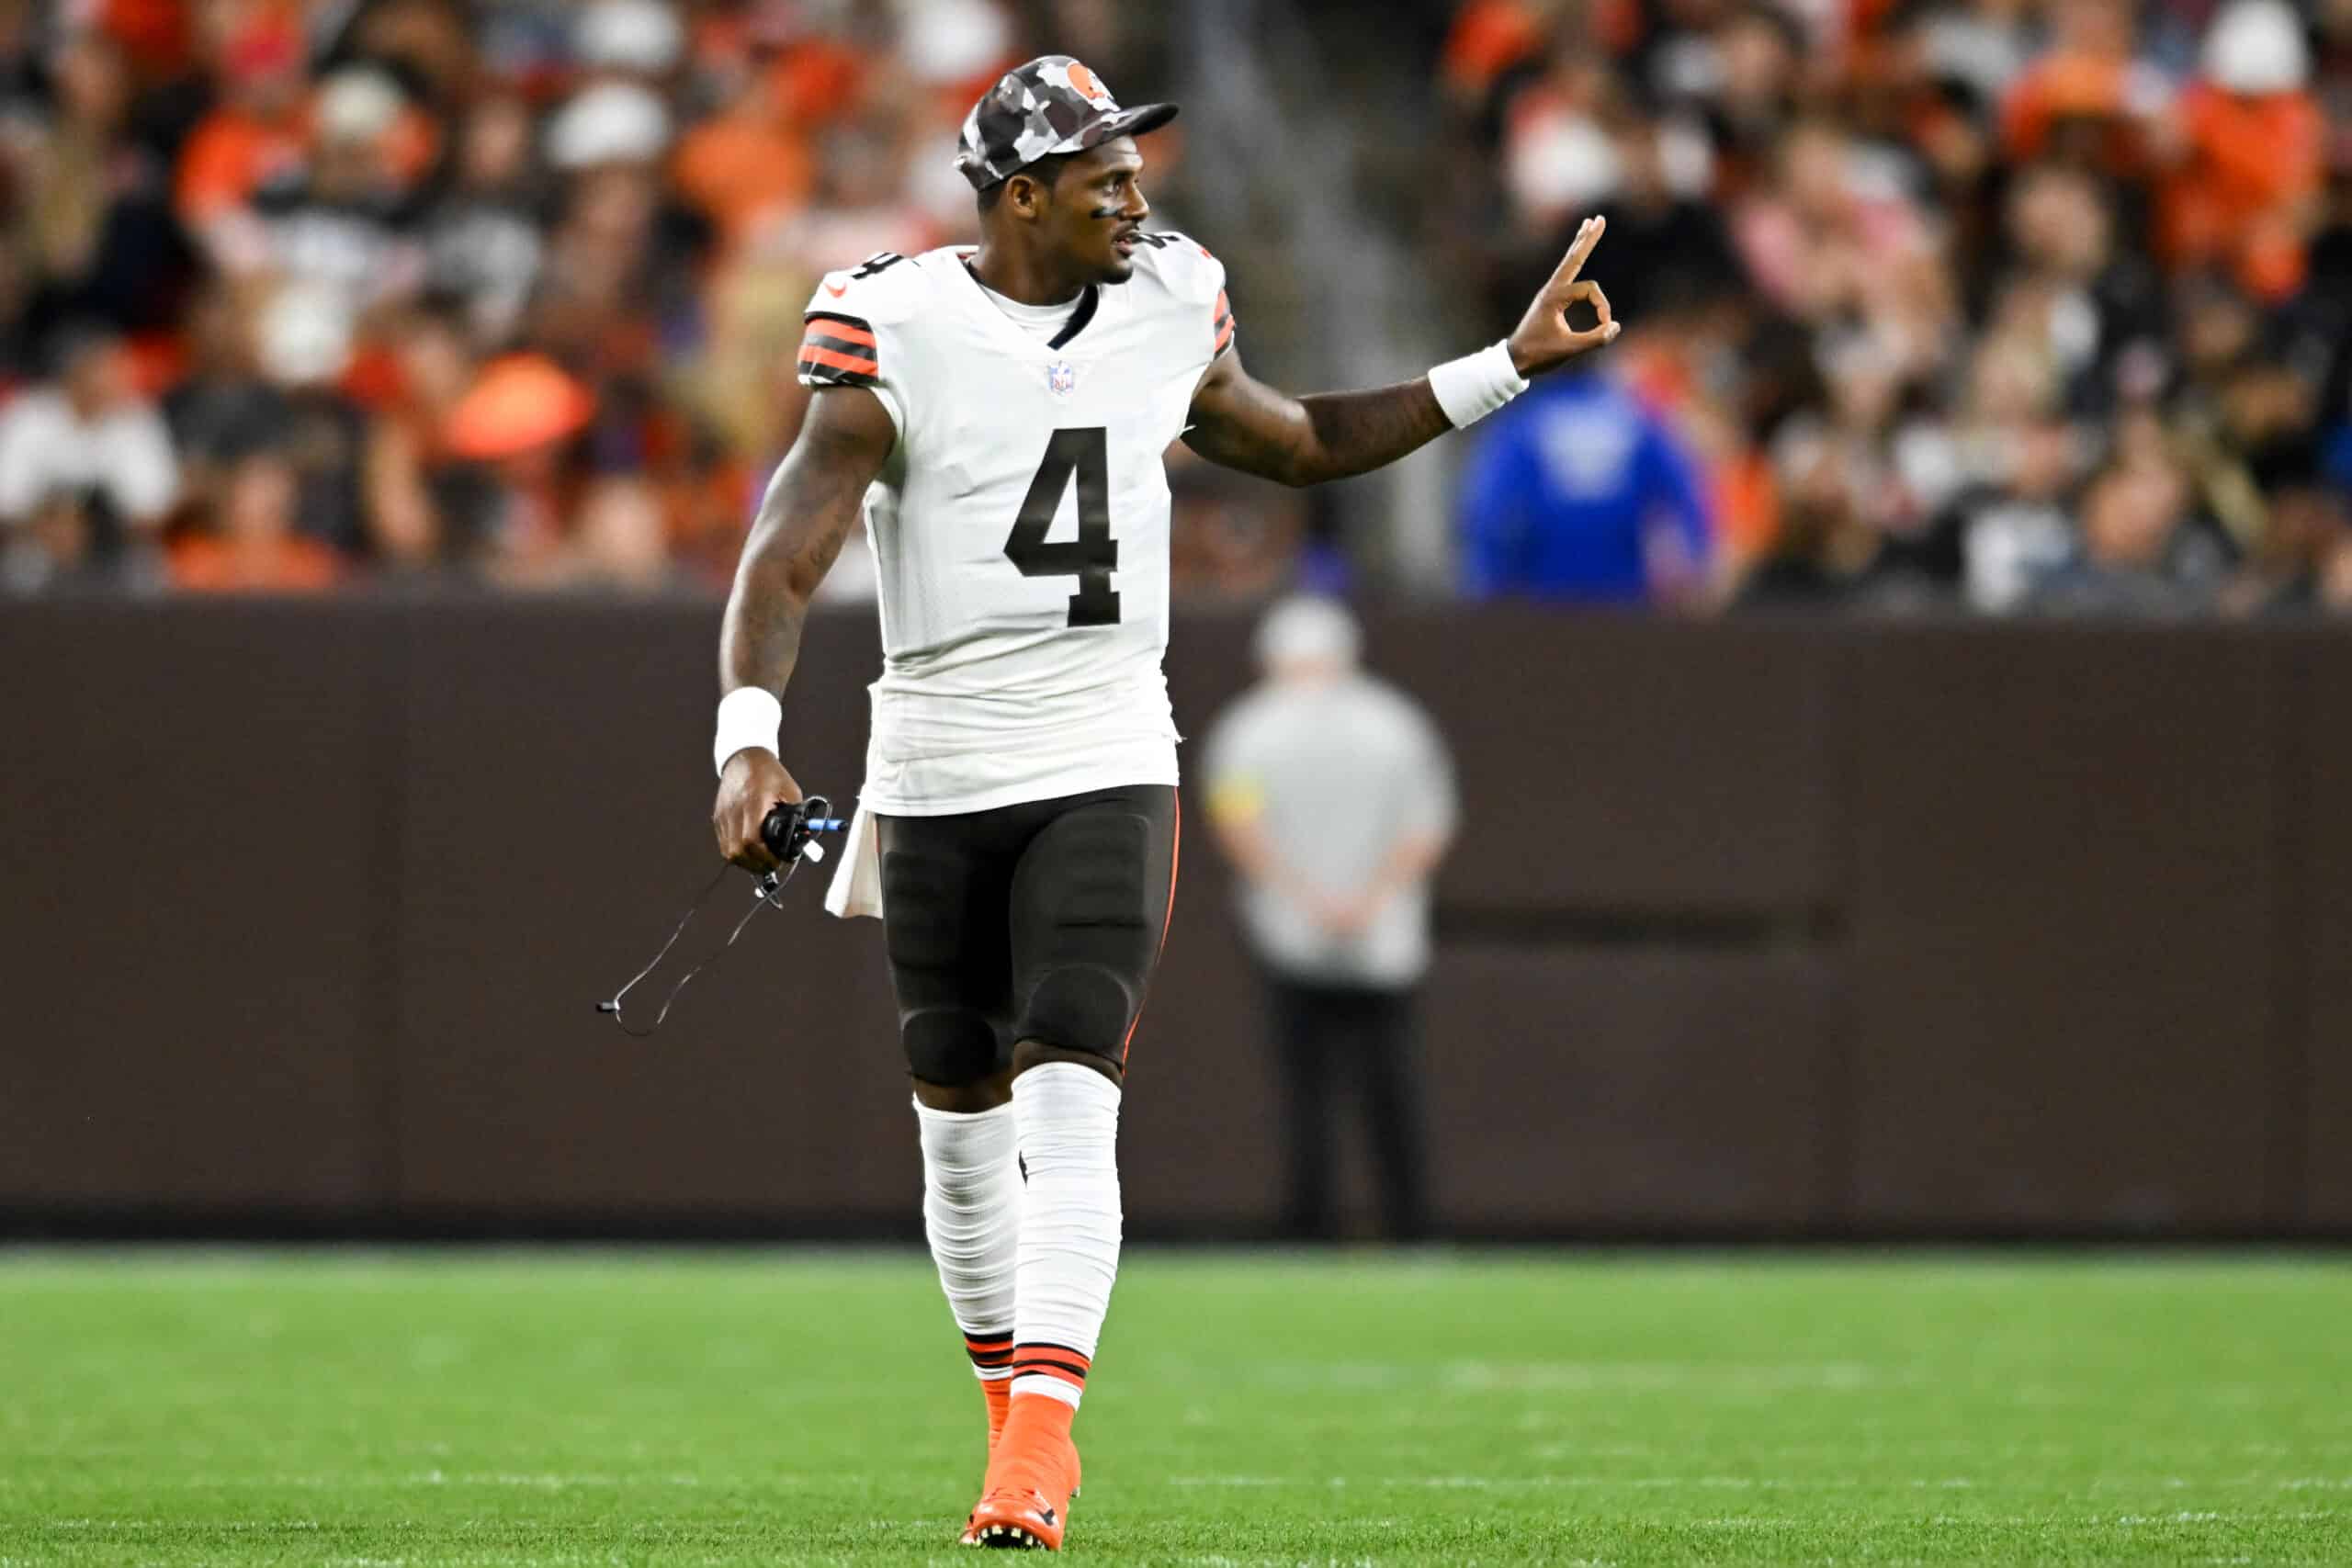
[795,237,1235,819]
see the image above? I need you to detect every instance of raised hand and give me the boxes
[1506,216,1619,378]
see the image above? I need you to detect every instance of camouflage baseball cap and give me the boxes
[955,55,1178,190]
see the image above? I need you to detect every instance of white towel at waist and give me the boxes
[822,798,884,919]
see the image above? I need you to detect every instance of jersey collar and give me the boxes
[958,254,1102,353]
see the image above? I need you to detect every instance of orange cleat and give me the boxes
[963,1333,1016,1460]
[960,1482,1068,1551]
[982,1377,1012,1454]
[959,1393,1080,1550]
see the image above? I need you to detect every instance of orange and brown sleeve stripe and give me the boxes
[963,1330,1015,1371]
[798,312,880,389]
[1212,289,1235,358]
[1011,1342,1092,1391]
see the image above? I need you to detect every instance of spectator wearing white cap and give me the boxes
[573,0,684,81]
[2157,0,2325,300]
[546,80,673,172]
[233,69,428,310]
[1202,597,1457,1241]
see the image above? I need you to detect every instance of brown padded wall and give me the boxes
[1420,947,1843,1231]
[0,603,395,1209]
[1845,625,2279,1230]
[1410,610,1839,916]
[4,603,2345,1236]
[2301,638,2352,1227]
[388,600,910,1220]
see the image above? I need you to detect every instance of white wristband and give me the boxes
[713,686,782,777]
[1427,340,1529,429]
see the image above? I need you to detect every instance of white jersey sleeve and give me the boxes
[1126,231,1235,366]
[795,252,931,434]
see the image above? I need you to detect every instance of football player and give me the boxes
[710,55,1617,1550]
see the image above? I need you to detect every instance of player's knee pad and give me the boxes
[881,847,1002,1085]
[900,1006,1002,1087]
[1011,809,1157,1061]
[1017,963,1138,1063]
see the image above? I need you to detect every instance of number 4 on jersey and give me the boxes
[1004,426,1120,627]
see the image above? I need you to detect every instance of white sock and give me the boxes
[1009,1061,1123,1409]
[914,1098,1022,1383]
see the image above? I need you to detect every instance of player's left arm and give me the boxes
[1184,217,1619,488]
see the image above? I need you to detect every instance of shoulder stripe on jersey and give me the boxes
[804,329,875,361]
[799,344,879,378]
[804,311,875,343]
[1213,288,1235,356]
[806,316,876,348]
[799,310,879,386]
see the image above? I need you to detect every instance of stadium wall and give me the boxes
[2,604,2344,1240]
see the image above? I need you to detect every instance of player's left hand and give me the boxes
[1506,216,1619,378]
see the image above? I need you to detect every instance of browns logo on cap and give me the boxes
[955,54,1178,191]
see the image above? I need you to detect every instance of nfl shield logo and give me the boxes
[1046,359,1077,398]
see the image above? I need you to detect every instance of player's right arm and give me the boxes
[712,385,897,874]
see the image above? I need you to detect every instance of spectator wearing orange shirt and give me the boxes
[1440,0,1550,110]
[1999,0,2173,176]
[2159,0,2325,301]
[670,53,816,254]
[171,448,340,593]
[175,10,309,235]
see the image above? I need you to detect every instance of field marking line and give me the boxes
[1165,1474,2352,1494]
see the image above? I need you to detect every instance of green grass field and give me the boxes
[2,1251,2347,1565]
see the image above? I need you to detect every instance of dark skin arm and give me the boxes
[1185,216,1619,486]
[711,385,897,874]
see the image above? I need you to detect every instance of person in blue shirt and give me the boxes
[1456,361,1715,603]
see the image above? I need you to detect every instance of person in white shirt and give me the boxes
[1203,596,1455,1243]
[0,326,178,590]
[705,53,1620,1551]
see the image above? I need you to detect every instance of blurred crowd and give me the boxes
[1439,0,2352,613]
[0,0,1224,596]
[7,0,2351,614]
